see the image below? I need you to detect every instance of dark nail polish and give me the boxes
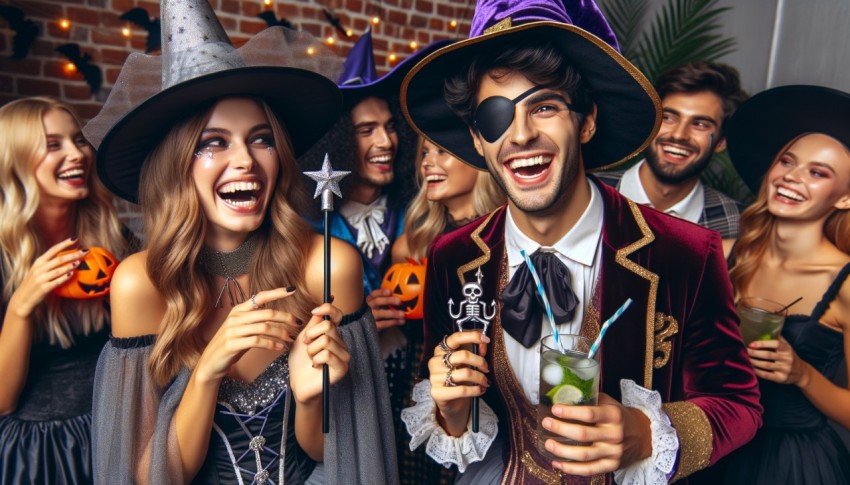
[285,286,296,292]
[69,235,78,241]
[330,294,335,303]
[81,248,90,253]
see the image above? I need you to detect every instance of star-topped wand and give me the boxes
[304,153,350,433]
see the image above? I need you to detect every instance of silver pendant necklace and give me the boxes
[199,233,258,308]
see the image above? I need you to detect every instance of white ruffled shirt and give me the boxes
[339,195,390,259]
[618,160,705,224]
[401,180,679,482]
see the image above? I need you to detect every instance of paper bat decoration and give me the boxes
[257,11,294,30]
[120,7,160,52]
[0,6,39,59]
[55,43,102,95]
[322,8,350,37]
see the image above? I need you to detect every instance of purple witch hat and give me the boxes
[338,29,452,107]
[339,28,378,87]
[400,0,661,171]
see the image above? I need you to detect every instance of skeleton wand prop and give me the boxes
[448,268,495,432]
[304,154,350,433]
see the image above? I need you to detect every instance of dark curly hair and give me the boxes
[654,61,748,137]
[298,94,417,212]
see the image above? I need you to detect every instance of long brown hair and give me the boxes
[0,97,127,347]
[140,97,315,386]
[730,134,850,293]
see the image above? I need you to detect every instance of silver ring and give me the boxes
[442,351,454,370]
[445,368,457,387]
[439,335,452,353]
[250,294,260,310]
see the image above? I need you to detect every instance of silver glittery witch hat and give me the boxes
[85,0,343,203]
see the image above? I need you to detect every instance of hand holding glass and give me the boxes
[737,297,787,345]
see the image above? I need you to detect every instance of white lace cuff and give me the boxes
[400,379,498,473]
[613,379,679,485]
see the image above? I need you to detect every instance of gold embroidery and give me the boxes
[521,451,564,483]
[457,209,497,284]
[653,313,678,369]
[663,401,713,480]
[484,17,512,34]
[614,199,658,387]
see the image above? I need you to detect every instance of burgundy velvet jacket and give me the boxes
[422,177,762,481]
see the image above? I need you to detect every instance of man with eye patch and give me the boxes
[597,61,748,239]
[398,1,762,483]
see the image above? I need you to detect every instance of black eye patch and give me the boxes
[473,85,545,142]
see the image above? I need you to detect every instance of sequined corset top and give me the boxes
[212,352,290,484]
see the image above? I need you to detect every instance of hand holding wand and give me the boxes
[304,154,350,433]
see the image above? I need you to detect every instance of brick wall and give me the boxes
[0,0,473,232]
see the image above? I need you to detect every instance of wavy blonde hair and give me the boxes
[140,97,315,387]
[0,97,126,347]
[730,134,850,293]
[403,137,505,259]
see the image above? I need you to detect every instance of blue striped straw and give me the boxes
[519,249,563,351]
[587,298,633,359]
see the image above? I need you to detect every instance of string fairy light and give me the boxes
[59,18,71,30]
[371,16,380,25]
[325,36,335,45]
[408,40,417,50]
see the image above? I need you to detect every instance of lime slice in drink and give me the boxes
[758,333,773,341]
[551,385,583,405]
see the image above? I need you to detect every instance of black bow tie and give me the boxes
[500,251,579,348]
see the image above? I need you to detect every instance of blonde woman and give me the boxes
[723,85,850,484]
[368,137,504,485]
[86,3,396,484]
[0,97,129,484]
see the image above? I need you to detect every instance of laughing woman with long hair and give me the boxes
[0,97,129,484]
[723,85,850,485]
[85,3,396,484]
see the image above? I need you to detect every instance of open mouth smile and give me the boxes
[775,186,806,203]
[504,154,553,183]
[217,180,263,209]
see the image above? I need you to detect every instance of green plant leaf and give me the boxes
[636,0,736,80]
[598,0,650,63]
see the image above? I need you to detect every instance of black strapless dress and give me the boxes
[724,264,850,484]
[0,326,108,485]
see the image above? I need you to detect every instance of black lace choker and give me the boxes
[199,234,258,307]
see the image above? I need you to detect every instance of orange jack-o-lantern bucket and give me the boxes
[53,246,118,299]
[381,257,427,319]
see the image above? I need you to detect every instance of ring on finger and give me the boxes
[442,351,454,370]
[250,294,261,310]
[444,368,457,387]
[439,335,452,353]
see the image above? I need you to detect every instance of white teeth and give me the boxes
[662,146,692,157]
[226,199,257,207]
[508,155,547,170]
[58,168,84,179]
[425,174,446,182]
[219,181,261,194]
[369,155,391,164]
[777,187,804,201]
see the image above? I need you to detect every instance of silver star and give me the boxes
[303,153,349,199]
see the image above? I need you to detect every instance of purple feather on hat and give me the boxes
[339,28,378,86]
[471,0,619,52]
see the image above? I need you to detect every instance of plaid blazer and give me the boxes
[595,170,743,239]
